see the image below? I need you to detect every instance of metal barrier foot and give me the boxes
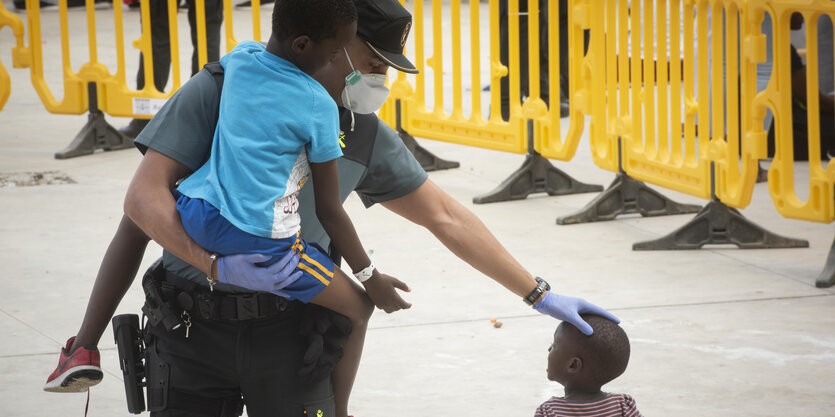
[815,233,835,288]
[472,153,603,204]
[55,110,132,159]
[557,173,702,225]
[398,130,460,172]
[632,200,810,250]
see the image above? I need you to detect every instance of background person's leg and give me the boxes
[123,0,173,138]
[499,0,530,121]
[137,0,172,92]
[817,16,833,94]
[187,0,224,76]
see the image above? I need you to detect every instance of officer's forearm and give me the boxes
[124,150,216,277]
[429,197,536,297]
[383,180,538,298]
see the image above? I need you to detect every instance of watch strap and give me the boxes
[523,277,550,306]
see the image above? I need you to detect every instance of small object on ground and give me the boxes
[0,171,74,187]
[490,318,503,328]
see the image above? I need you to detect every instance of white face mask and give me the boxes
[340,48,390,114]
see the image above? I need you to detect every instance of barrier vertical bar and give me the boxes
[805,14,823,162]
[224,0,235,52]
[414,0,426,109]
[86,0,98,65]
[113,0,127,84]
[195,0,208,69]
[657,0,669,159]
[167,0,181,89]
[684,0,697,163]
[506,0,520,119]
[252,0,261,42]
[450,0,463,121]
[488,0,503,122]
[430,0,444,116]
[670,0,683,161]
[469,0,482,122]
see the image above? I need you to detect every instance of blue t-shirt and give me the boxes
[176,41,342,239]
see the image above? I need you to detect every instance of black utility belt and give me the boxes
[143,263,298,323]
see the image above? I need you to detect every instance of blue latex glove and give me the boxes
[533,291,620,335]
[217,252,302,297]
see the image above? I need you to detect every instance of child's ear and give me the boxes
[291,35,312,53]
[566,357,582,374]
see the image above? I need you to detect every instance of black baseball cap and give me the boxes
[355,0,419,74]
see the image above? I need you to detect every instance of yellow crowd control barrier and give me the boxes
[754,0,835,223]
[577,0,776,206]
[10,0,266,157]
[384,0,526,154]
[567,0,809,249]
[381,0,602,202]
[0,1,27,111]
[582,0,726,201]
[21,0,219,118]
[528,0,585,162]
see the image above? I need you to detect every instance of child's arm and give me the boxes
[309,160,411,312]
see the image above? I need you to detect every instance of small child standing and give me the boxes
[536,314,642,417]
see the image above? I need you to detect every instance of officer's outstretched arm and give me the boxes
[382,179,619,332]
[382,179,538,298]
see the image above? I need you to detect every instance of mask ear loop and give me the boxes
[343,48,356,132]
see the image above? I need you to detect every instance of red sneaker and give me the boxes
[43,337,103,392]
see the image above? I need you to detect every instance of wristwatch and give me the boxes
[353,263,376,283]
[523,277,550,305]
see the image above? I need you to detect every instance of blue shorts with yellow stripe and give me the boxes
[175,192,333,303]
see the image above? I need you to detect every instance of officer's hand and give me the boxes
[533,291,620,335]
[362,271,412,313]
[217,252,302,297]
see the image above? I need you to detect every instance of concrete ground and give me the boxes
[2,2,835,417]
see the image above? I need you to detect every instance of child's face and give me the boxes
[546,326,573,383]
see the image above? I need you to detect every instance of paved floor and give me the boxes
[2,3,835,417]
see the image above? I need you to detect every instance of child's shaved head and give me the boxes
[551,314,630,388]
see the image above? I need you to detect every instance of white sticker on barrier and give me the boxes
[132,98,167,116]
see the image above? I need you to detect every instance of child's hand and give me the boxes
[217,252,303,297]
[362,271,412,313]
[533,291,620,335]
